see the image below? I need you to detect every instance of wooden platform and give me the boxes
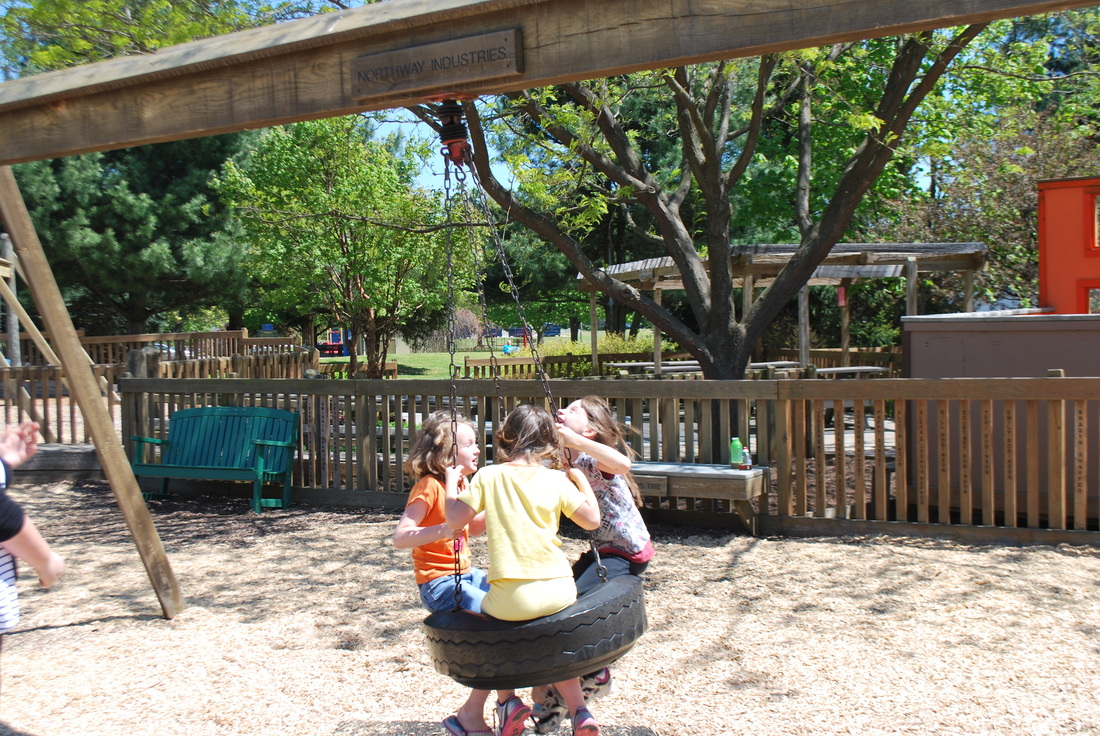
[633,461,765,534]
[16,444,103,482]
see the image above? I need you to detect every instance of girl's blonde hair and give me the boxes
[495,404,563,469]
[404,410,475,480]
[575,395,642,506]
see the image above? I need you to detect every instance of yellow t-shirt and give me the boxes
[406,475,471,585]
[458,463,586,583]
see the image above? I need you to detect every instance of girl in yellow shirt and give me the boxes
[446,404,602,736]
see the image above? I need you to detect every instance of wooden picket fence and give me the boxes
[115,374,1100,543]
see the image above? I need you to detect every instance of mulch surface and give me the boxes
[1,480,1098,736]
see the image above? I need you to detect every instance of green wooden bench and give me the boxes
[131,406,299,513]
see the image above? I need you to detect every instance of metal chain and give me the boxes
[459,185,506,421]
[465,162,556,412]
[442,142,465,612]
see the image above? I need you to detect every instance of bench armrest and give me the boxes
[131,435,166,445]
[251,439,296,449]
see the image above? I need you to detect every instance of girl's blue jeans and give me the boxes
[419,568,490,613]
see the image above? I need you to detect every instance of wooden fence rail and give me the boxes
[116,375,1100,539]
[0,353,315,442]
[464,351,694,379]
[14,329,304,366]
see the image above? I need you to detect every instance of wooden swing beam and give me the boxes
[0,0,1095,165]
[0,0,1093,619]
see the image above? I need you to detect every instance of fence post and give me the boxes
[1047,368,1066,529]
[773,396,791,517]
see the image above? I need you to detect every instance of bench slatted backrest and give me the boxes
[162,407,298,472]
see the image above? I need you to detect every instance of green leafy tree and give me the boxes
[0,0,364,78]
[867,10,1100,309]
[14,134,254,333]
[216,115,463,378]
[429,27,987,379]
[0,0,366,335]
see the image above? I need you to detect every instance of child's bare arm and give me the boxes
[566,467,601,530]
[1,515,64,588]
[558,425,630,475]
[466,511,487,538]
[444,466,477,529]
[392,499,462,549]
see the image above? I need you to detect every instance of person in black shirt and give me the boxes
[0,421,64,636]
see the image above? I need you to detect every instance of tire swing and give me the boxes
[421,99,647,690]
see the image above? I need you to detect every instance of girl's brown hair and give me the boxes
[495,404,563,469]
[403,410,475,480]
[575,395,642,506]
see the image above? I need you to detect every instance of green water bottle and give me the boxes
[729,437,743,468]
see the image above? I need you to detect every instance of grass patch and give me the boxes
[389,352,484,379]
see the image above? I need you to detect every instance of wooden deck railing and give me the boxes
[17,329,303,366]
[464,352,693,379]
[116,375,1100,540]
[0,364,125,443]
[0,354,315,442]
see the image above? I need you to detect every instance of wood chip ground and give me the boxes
[1,480,1098,736]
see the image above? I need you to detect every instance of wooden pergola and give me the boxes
[0,0,1089,617]
[579,243,988,368]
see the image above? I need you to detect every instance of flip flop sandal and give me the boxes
[443,714,493,736]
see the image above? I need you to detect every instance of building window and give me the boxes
[1095,195,1100,249]
[1091,288,1100,314]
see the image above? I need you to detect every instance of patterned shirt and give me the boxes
[572,453,652,560]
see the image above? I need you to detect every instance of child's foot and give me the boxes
[571,707,600,736]
[531,687,567,734]
[580,667,612,700]
[443,714,493,735]
[496,695,532,736]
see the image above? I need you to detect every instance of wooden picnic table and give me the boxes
[813,365,889,378]
[609,359,802,375]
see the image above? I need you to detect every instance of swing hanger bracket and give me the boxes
[431,96,475,166]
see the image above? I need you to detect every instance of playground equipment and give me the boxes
[0,0,1088,619]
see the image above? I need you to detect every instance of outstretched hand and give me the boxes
[0,421,39,469]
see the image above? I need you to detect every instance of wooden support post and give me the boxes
[1,233,19,366]
[798,285,810,367]
[0,277,121,405]
[906,256,919,316]
[0,165,184,619]
[652,287,662,375]
[839,277,851,366]
[589,292,598,376]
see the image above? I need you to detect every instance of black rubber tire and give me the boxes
[422,574,647,690]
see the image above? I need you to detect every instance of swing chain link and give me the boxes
[465,163,556,412]
[442,130,466,612]
[458,184,506,422]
